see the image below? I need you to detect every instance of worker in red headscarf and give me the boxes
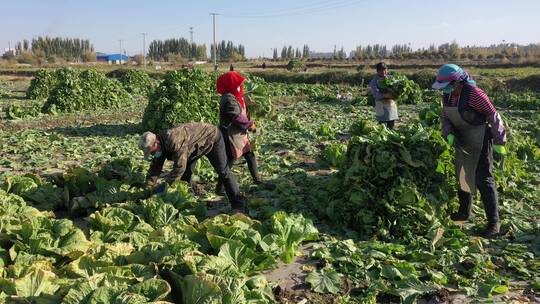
[215,71,262,194]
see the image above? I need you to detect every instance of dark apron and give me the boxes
[375,98,398,122]
[222,106,251,160]
[444,105,486,194]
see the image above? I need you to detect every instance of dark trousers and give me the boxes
[231,151,259,181]
[180,162,197,185]
[379,120,395,129]
[457,130,499,224]
[183,132,243,208]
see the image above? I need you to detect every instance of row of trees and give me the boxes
[146,39,247,62]
[147,38,207,61]
[4,37,540,64]
[349,42,540,60]
[12,37,94,62]
[273,45,310,60]
[210,40,246,61]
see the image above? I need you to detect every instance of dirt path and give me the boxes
[0,111,143,132]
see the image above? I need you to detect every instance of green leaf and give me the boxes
[179,274,222,304]
[305,268,342,294]
[128,278,171,301]
[492,285,509,294]
[218,241,257,273]
[393,278,438,304]
[14,268,60,297]
[270,211,319,263]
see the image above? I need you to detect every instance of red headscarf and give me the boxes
[216,71,246,111]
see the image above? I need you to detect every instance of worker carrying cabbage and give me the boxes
[370,62,399,129]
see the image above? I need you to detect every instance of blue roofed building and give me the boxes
[96,53,129,64]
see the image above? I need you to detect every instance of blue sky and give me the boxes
[2,0,539,58]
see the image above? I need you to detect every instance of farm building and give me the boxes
[2,48,16,58]
[96,53,129,64]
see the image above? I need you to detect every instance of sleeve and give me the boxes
[234,114,254,131]
[486,112,507,145]
[441,108,455,139]
[370,77,384,100]
[145,156,166,187]
[469,89,507,145]
[166,142,189,184]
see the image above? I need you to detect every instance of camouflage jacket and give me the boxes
[146,123,219,185]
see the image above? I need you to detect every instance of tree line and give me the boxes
[271,45,310,60]
[147,38,207,61]
[10,37,94,62]
[350,42,540,60]
[210,41,246,61]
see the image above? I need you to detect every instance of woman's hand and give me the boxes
[248,122,256,132]
[244,94,255,105]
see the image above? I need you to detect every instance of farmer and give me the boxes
[370,62,398,129]
[138,122,246,213]
[432,64,507,238]
[215,71,262,194]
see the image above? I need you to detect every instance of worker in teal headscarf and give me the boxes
[433,64,507,238]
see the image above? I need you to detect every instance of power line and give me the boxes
[221,0,363,18]
[224,0,350,17]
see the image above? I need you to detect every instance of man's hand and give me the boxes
[154,183,166,194]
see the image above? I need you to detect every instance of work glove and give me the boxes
[154,183,166,194]
[248,122,256,132]
[493,144,507,164]
[446,133,455,145]
[493,144,507,155]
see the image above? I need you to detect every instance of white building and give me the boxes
[2,48,16,57]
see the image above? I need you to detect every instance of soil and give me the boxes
[264,244,340,304]
[0,111,143,132]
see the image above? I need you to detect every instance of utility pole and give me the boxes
[119,39,123,64]
[141,33,147,67]
[210,13,219,70]
[189,27,193,60]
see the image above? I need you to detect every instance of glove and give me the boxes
[446,134,455,145]
[248,122,256,132]
[493,145,506,163]
[493,145,506,155]
[154,183,166,194]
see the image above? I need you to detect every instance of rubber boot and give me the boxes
[451,190,473,221]
[215,181,226,196]
[482,222,500,239]
[245,152,262,184]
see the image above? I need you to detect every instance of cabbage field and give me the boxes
[0,67,539,303]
